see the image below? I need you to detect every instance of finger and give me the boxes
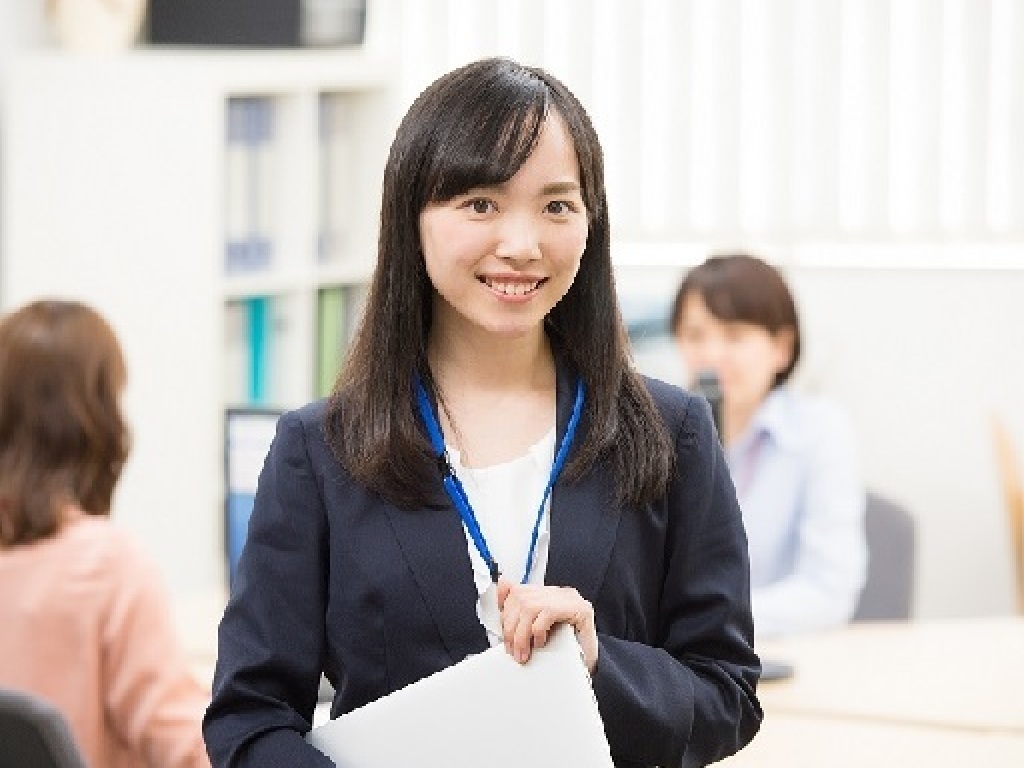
[500,602,520,656]
[530,610,556,648]
[496,578,514,610]
[571,606,592,634]
[512,608,536,664]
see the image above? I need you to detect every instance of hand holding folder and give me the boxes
[306,624,614,767]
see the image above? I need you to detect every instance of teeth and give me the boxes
[486,279,540,296]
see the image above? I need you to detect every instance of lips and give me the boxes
[479,277,547,296]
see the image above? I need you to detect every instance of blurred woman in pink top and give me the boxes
[0,299,210,768]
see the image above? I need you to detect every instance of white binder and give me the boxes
[306,624,615,767]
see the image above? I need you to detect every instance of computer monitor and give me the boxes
[224,407,284,586]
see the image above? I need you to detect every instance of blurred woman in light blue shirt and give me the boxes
[671,254,867,638]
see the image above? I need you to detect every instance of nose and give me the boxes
[703,339,727,368]
[688,337,727,380]
[494,213,542,261]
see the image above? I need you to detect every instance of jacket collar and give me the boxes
[737,386,803,454]
[544,349,622,602]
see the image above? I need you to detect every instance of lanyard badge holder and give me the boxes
[413,374,585,585]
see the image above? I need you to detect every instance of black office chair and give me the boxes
[0,687,87,768]
[853,491,917,621]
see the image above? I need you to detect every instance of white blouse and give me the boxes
[447,426,556,645]
[727,386,867,638]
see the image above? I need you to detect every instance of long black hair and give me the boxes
[327,57,672,509]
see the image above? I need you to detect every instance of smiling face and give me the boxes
[418,110,589,346]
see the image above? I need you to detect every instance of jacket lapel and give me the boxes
[545,473,621,601]
[544,354,622,601]
[384,502,489,663]
[385,378,488,663]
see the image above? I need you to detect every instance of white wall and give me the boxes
[391,0,1024,243]
[795,266,1022,618]
[0,3,47,66]
[0,0,48,271]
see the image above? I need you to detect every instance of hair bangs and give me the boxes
[691,260,779,330]
[425,80,549,202]
[701,283,745,323]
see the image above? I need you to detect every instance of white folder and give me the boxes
[306,624,615,767]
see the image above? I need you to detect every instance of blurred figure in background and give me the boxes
[672,254,867,638]
[0,299,211,768]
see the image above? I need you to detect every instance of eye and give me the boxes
[545,200,578,216]
[724,323,759,343]
[460,197,496,215]
[723,325,742,342]
[682,327,705,344]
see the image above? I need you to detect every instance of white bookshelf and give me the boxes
[0,49,395,596]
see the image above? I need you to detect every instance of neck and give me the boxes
[428,327,554,394]
[426,326,557,468]
[722,402,758,447]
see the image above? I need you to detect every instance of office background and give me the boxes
[0,0,1022,621]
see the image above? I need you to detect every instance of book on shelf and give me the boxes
[224,299,249,405]
[318,93,356,263]
[252,97,277,271]
[225,98,250,273]
[301,0,367,47]
[225,96,278,274]
[225,296,276,407]
[316,286,346,397]
[268,293,308,408]
[316,284,368,398]
[149,0,366,47]
[246,295,272,404]
[224,408,283,586]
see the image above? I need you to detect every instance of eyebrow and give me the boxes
[466,180,582,197]
[539,181,582,196]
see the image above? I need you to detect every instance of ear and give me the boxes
[771,326,796,375]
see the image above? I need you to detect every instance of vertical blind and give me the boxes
[391,0,1024,245]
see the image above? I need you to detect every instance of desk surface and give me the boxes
[176,594,1023,737]
[755,617,1024,733]
[719,712,1024,768]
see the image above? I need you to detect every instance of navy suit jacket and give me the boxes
[203,370,762,767]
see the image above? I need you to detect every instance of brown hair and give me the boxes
[0,300,130,546]
[326,57,672,509]
[671,253,802,386]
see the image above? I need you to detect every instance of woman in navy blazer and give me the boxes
[204,58,761,767]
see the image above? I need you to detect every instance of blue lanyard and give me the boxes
[413,374,585,584]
